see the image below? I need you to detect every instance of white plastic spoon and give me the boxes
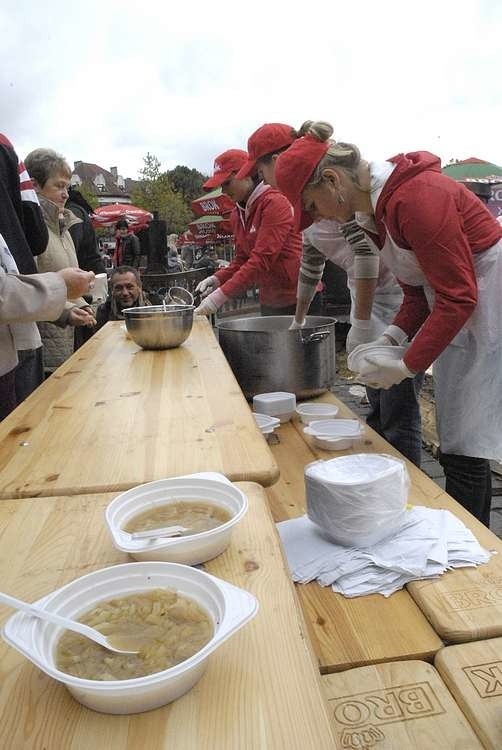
[129,525,188,540]
[0,592,140,654]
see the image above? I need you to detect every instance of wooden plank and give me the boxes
[266,411,443,674]
[435,638,502,750]
[406,490,502,643]
[0,484,336,749]
[0,319,278,499]
[322,660,483,749]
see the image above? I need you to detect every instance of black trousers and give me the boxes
[437,450,492,527]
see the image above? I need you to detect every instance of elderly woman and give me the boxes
[274,120,502,526]
[24,148,95,373]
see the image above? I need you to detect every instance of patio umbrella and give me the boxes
[442,157,502,180]
[189,215,233,240]
[191,188,234,218]
[91,203,153,230]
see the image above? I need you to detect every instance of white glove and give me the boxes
[195,275,219,298]
[289,318,306,330]
[357,354,415,390]
[194,288,227,316]
[345,318,378,353]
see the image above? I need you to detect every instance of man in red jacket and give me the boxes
[194,149,303,316]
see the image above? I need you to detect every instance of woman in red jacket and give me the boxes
[274,120,502,527]
[194,148,303,316]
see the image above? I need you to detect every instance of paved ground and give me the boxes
[331,371,502,538]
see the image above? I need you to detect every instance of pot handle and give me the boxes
[301,328,331,344]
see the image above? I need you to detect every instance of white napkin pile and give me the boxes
[277,506,491,598]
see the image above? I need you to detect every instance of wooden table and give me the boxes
[0,483,336,750]
[0,319,278,499]
[267,392,464,673]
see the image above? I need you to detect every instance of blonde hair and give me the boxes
[299,120,364,189]
[25,148,71,187]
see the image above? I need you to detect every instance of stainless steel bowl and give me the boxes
[123,305,194,349]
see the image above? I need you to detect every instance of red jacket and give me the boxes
[374,152,502,372]
[214,183,302,307]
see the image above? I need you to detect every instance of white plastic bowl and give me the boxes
[2,562,258,714]
[253,413,281,434]
[253,392,296,423]
[105,473,248,565]
[304,419,364,452]
[295,402,339,425]
[347,344,407,374]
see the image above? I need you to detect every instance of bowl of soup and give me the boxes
[1,562,258,714]
[105,473,248,565]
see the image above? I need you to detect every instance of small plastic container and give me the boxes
[253,413,281,435]
[347,344,407,374]
[105,473,248,566]
[304,419,364,451]
[295,402,339,425]
[2,562,258,714]
[253,392,296,423]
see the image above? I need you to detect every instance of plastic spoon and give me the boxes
[0,592,140,654]
[129,525,188,540]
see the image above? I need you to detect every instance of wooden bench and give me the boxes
[321,659,483,748]
[266,392,443,673]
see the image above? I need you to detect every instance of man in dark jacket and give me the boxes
[113,219,141,267]
[95,265,149,328]
[66,187,105,274]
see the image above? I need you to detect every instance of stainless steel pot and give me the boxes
[217,316,336,399]
[123,305,194,349]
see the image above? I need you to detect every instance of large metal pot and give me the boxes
[217,316,336,399]
[123,305,194,349]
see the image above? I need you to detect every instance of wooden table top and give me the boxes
[0,319,279,499]
[0,483,336,750]
[266,401,443,673]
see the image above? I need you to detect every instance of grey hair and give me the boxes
[25,148,71,187]
[299,120,363,188]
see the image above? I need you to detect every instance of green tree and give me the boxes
[131,153,194,234]
[75,183,98,210]
[167,165,207,203]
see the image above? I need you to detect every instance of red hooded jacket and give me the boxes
[214,183,301,308]
[374,152,502,372]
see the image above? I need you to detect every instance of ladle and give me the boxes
[0,592,141,655]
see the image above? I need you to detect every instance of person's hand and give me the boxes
[195,275,219,299]
[357,354,415,390]
[68,306,97,327]
[345,318,378,353]
[194,288,227,316]
[58,268,95,299]
[289,318,306,330]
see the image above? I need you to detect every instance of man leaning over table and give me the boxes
[0,232,95,419]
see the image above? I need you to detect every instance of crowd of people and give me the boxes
[2,123,501,529]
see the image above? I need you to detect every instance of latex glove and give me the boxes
[345,318,377,353]
[68,306,96,327]
[357,354,415,390]
[289,318,306,330]
[194,288,227,316]
[195,275,219,299]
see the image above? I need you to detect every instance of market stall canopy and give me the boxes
[188,215,233,242]
[191,188,234,218]
[442,158,502,220]
[91,203,153,230]
[442,157,502,180]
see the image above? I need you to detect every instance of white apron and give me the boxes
[304,218,403,335]
[370,171,502,459]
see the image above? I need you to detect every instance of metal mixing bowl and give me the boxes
[122,305,194,349]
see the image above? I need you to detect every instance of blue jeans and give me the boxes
[366,372,425,467]
[437,450,492,527]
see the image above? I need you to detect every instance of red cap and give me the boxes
[235,123,297,180]
[203,149,248,189]
[275,135,330,231]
